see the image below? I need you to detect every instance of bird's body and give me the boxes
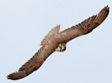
[7,6,109,80]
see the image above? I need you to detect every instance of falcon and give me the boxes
[7,6,109,80]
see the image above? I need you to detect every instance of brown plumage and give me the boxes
[7,6,109,80]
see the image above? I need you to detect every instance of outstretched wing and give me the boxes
[60,6,109,43]
[7,45,55,80]
[7,25,60,80]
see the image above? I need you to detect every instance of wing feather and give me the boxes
[7,45,55,80]
[60,6,109,43]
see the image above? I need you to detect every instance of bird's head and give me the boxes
[56,43,66,52]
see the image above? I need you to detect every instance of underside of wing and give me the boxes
[7,45,55,80]
[60,6,109,43]
[41,25,60,46]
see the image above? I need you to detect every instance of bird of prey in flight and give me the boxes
[7,6,109,80]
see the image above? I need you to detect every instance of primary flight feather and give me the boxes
[7,6,109,80]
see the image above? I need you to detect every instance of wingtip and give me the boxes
[7,75,10,79]
[7,71,26,80]
[7,73,15,80]
[7,72,18,80]
[104,5,109,9]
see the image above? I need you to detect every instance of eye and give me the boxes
[63,46,66,51]
[60,46,66,52]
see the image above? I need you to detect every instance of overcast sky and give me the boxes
[0,0,112,83]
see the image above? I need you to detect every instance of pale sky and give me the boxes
[0,0,112,83]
